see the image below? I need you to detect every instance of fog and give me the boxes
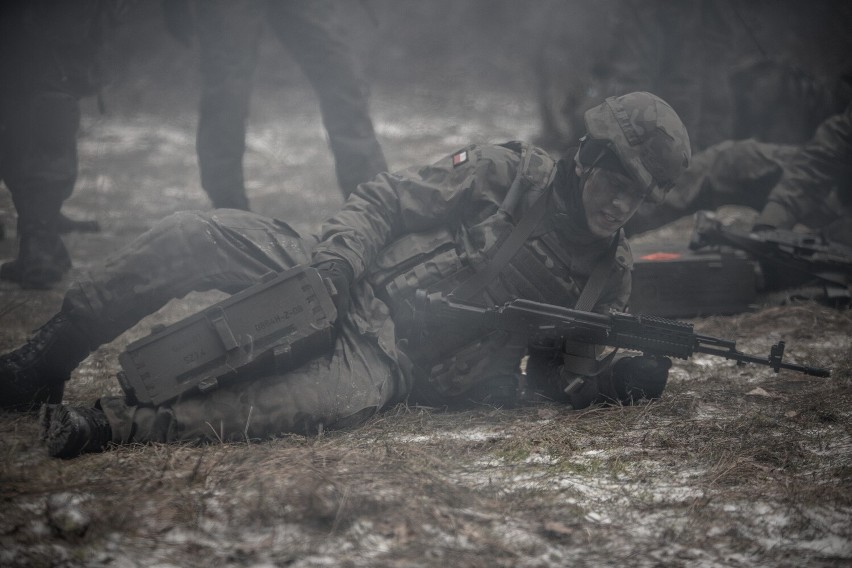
[98,0,852,152]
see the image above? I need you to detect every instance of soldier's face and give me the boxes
[579,166,646,238]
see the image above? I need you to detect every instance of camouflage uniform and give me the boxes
[193,0,387,209]
[64,142,632,443]
[626,103,852,242]
[755,103,852,244]
[625,138,797,236]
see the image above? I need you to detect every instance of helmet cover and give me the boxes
[584,92,691,203]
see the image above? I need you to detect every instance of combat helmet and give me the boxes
[583,92,691,203]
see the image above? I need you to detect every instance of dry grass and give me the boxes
[2,300,850,567]
[1,36,851,566]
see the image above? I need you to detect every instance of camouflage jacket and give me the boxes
[312,141,632,399]
[757,103,852,231]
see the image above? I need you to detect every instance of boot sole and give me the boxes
[41,404,87,458]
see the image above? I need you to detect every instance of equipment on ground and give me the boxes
[630,242,758,317]
[690,210,851,303]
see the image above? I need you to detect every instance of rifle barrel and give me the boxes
[694,344,830,377]
[422,292,832,378]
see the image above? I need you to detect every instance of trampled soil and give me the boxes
[1,4,851,566]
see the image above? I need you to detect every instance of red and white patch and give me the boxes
[451,150,469,167]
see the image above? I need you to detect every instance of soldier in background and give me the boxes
[0,1,111,289]
[162,0,388,210]
[0,93,690,459]
[753,102,852,245]
[625,102,852,244]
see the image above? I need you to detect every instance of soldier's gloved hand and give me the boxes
[610,355,671,403]
[312,259,354,320]
[753,201,795,234]
[750,223,776,233]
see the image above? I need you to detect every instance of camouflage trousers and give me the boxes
[63,209,404,444]
[0,0,101,230]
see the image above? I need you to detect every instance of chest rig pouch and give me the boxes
[402,144,564,398]
[367,225,467,338]
[368,143,557,334]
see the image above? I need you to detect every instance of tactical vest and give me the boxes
[368,142,621,398]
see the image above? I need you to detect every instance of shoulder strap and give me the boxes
[450,154,557,301]
[573,232,620,312]
[498,144,533,218]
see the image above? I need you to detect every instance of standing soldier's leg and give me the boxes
[0,89,79,288]
[1,0,106,288]
[195,0,263,211]
[1,209,314,411]
[271,0,387,198]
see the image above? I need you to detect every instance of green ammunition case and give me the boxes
[630,244,758,317]
[117,266,337,406]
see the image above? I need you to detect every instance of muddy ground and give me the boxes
[2,3,852,567]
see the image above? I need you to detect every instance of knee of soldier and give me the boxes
[153,210,220,253]
[157,209,215,233]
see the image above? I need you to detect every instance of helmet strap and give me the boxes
[575,137,607,194]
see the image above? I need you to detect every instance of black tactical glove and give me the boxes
[753,201,794,234]
[312,259,354,320]
[750,223,776,233]
[610,355,671,403]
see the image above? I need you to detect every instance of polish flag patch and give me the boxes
[452,149,469,167]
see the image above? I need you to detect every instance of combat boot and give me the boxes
[0,226,72,289]
[0,313,93,411]
[40,403,112,458]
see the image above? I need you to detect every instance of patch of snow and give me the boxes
[391,426,501,444]
[583,511,610,524]
[524,452,558,465]
[688,355,727,368]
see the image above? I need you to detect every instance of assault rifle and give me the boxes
[414,291,830,377]
[689,210,852,290]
